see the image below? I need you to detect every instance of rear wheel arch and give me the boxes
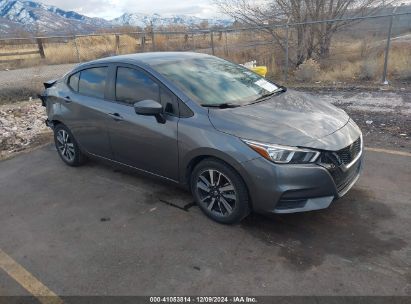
[51,119,63,127]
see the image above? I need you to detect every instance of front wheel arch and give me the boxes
[186,155,253,212]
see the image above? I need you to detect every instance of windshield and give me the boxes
[151,56,280,106]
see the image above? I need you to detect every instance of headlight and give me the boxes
[243,139,320,164]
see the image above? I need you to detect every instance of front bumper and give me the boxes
[240,153,363,214]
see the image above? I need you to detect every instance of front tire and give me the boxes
[191,158,250,224]
[53,124,86,166]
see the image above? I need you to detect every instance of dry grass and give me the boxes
[317,38,411,83]
[0,31,410,84]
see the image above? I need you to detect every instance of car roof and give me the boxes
[80,52,213,68]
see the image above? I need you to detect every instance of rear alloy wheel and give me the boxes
[191,159,250,224]
[54,124,85,166]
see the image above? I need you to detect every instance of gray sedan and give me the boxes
[41,52,363,224]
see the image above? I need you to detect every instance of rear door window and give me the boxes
[78,67,108,99]
[115,67,160,104]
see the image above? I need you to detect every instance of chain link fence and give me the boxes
[0,12,410,103]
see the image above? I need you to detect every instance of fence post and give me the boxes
[224,31,228,56]
[210,31,215,55]
[151,21,156,51]
[184,34,188,49]
[36,38,45,59]
[192,33,195,51]
[141,34,146,52]
[115,34,120,54]
[284,22,290,82]
[73,35,80,62]
[382,8,397,85]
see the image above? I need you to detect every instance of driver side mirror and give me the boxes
[134,100,165,124]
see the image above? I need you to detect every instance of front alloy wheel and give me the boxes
[191,159,250,224]
[197,169,236,217]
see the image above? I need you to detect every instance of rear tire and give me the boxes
[53,124,86,167]
[191,158,250,224]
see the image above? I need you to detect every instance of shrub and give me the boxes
[358,59,379,81]
[294,59,321,82]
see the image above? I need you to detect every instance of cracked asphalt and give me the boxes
[0,144,410,296]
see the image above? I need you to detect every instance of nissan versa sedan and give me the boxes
[41,52,363,224]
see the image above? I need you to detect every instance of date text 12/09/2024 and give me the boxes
[150,297,258,303]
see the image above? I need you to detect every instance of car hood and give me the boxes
[208,89,350,148]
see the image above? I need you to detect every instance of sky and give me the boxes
[38,0,223,20]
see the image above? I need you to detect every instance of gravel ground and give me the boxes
[0,100,51,159]
[313,90,411,152]
[0,64,76,104]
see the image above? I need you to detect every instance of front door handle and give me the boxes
[63,96,71,103]
[108,112,123,121]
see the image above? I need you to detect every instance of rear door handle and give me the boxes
[108,112,123,121]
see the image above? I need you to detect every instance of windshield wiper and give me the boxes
[201,103,240,109]
[252,86,287,103]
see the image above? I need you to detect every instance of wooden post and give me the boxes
[150,21,155,51]
[115,34,120,54]
[224,31,228,57]
[184,34,188,49]
[210,31,215,55]
[141,34,146,52]
[192,33,195,51]
[36,38,45,59]
[73,35,80,62]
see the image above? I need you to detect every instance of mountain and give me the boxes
[111,13,232,29]
[0,16,25,35]
[0,0,232,36]
[0,0,112,35]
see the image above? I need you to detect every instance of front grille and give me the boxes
[329,160,361,193]
[333,137,362,166]
[319,136,362,195]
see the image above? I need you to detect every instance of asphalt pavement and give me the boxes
[0,144,410,296]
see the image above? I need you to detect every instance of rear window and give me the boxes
[78,67,107,99]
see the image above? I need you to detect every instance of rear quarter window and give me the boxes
[68,72,80,92]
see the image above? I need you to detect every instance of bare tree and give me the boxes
[214,0,395,65]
